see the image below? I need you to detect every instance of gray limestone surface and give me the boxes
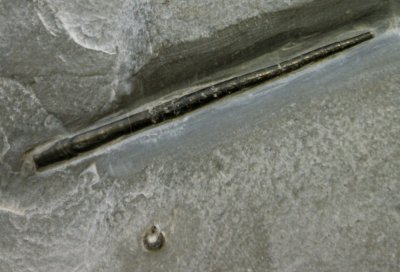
[1,0,400,271]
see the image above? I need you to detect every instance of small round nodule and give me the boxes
[143,225,165,252]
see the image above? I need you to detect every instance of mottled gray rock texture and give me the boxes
[1,0,400,271]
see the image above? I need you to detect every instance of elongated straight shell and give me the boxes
[33,32,373,169]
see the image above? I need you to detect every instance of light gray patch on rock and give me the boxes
[0,78,64,171]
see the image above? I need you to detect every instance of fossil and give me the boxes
[32,32,373,169]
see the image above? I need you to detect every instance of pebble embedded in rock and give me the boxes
[143,225,165,252]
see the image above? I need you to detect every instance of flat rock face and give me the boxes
[1,1,400,271]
